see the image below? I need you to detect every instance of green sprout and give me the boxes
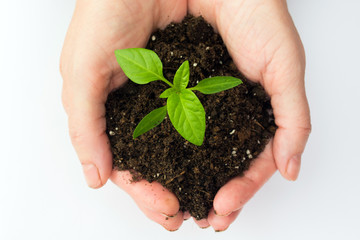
[115,48,243,146]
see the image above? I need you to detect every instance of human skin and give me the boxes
[60,0,311,231]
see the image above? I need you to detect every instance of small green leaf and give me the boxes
[173,61,190,90]
[191,76,243,94]
[133,106,167,139]
[159,88,176,98]
[115,48,167,85]
[167,89,205,146]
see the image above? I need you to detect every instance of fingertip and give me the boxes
[162,215,183,232]
[154,210,184,231]
[273,127,310,181]
[208,209,241,232]
[156,194,180,217]
[80,145,112,189]
[138,205,183,231]
[193,218,210,229]
[67,108,113,189]
[183,211,191,220]
[213,177,251,216]
[213,145,276,216]
[111,170,180,217]
[162,196,180,217]
[284,154,301,181]
[82,163,103,188]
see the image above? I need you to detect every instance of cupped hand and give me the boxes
[188,0,311,231]
[60,0,187,231]
[61,0,311,232]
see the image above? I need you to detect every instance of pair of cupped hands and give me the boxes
[60,0,311,231]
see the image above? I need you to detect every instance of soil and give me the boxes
[105,15,276,220]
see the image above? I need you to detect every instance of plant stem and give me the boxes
[160,77,174,88]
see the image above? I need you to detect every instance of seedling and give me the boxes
[115,48,242,146]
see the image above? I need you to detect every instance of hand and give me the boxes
[61,0,311,232]
[188,0,311,231]
[60,0,187,231]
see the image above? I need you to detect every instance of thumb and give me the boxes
[61,67,113,188]
[266,42,311,181]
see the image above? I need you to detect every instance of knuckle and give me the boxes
[68,124,84,146]
[299,121,312,137]
[243,174,261,193]
[304,124,312,135]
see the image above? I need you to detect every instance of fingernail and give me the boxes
[163,225,180,232]
[82,163,102,188]
[286,155,301,181]
[195,219,210,229]
[167,228,179,232]
[215,227,228,232]
[161,212,178,218]
[214,209,231,217]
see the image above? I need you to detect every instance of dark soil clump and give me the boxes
[105,15,276,220]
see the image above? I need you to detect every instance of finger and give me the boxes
[213,142,276,216]
[111,170,180,217]
[138,204,183,231]
[272,84,311,181]
[208,209,241,232]
[136,204,183,231]
[61,66,113,188]
[265,39,311,181]
[193,218,210,229]
[183,211,191,220]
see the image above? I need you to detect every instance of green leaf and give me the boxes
[159,88,176,98]
[115,48,167,85]
[173,61,190,90]
[191,76,243,94]
[133,106,167,139]
[167,89,205,146]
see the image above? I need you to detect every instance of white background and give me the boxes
[1,0,359,239]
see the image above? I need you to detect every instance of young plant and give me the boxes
[115,48,242,146]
